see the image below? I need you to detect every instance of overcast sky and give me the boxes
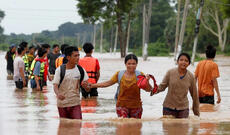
[0,0,83,35]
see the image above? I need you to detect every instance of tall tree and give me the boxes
[201,0,229,51]
[76,0,139,57]
[0,9,5,43]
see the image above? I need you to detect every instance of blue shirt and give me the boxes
[33,61,41,76]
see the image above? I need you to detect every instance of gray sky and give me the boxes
[0,0,82,35]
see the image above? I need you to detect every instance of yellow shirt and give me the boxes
[110,71,144,108]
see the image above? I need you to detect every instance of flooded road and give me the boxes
[0,52,230,135]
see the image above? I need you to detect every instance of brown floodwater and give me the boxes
[0,52,230,135]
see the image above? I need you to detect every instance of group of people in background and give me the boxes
[5,42,221,120]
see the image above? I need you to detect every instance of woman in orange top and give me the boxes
[195,45,221,104]
[85,54,152,118]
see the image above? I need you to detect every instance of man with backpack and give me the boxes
[53,46,89,119]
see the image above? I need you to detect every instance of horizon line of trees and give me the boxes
[0,0,230,57]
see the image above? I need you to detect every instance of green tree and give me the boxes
[76,0,140,57]
[199,0,229,51]
[0,9,5,43]
[130,0,175,52]
[221,0,230,18]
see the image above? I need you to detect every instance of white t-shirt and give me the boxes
[53,66,88,107]
[13,56,25,81]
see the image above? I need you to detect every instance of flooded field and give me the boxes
[0,52,230,135]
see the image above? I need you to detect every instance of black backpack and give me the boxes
[58,64,84,88]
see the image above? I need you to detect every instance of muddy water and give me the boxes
[0,52,230,135]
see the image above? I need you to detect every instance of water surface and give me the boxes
[0,52,230,135]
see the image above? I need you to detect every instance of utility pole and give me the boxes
[191,0,204,65]
[176,0,190,59]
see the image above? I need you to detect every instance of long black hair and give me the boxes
[125,54,138,64]
[177,52,191,64]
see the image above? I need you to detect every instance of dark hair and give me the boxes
[177,52,191,64]
[17,46,25,55]
[53,44,59,49]
[19,41,28,48]
[29,46,35,50]
[83,42,94,53]
[61,44,69,54]
[41,44,50,49]
[205,45,216,58]
[125,54,138,64]
[64,46,79,56]
[37,47,47,57]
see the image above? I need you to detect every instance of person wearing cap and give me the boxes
[5,44,16,76]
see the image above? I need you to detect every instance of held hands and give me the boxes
[48,75,53,81]
[145,74,150,81]
[81,81,91,92]
[22,79,26,87]
[36,85,41,91]
[57,94,65,100]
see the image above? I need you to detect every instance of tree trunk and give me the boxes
[93,24,96,47]
[143,0,152,61]
[174,0,181,61]
[176,0,190,57]
[100,23,103,53]
[114,26,118,54]
[126,20,131,54]
[222,19,229,51]
[117,12,125,57]
[202,12,229,52]
[110,26,114,54]
[142,4,146,58]
[116,0,132,58]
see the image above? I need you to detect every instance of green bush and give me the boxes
[0,43,9,51]
[148,42,170,56]
[224,44,230,56]
[132,42,170,56]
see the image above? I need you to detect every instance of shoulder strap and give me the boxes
[58,64,66,88]
[77,65,84,84]
[118,70,126,84]
[135,70,141,81]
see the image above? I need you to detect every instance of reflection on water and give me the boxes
[114,121,142,135]
[1,52,230,135]
[58,119,81,135]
